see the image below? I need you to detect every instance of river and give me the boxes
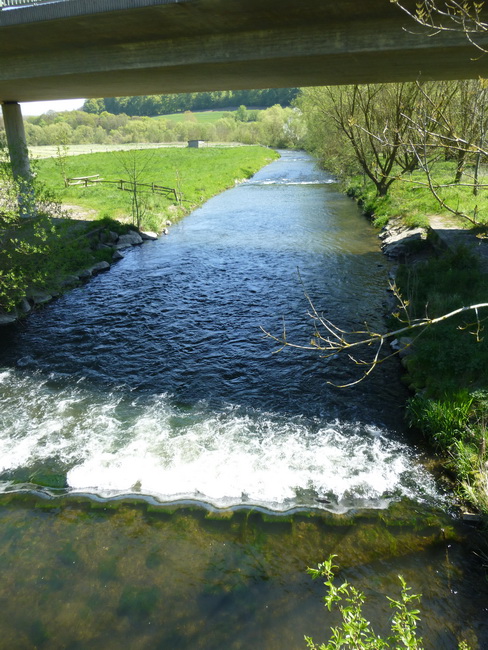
[0,151,486,648]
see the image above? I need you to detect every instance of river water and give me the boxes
[0,151,486,648]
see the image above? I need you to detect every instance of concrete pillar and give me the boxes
[1,101,34,216]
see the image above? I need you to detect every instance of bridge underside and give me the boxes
[1,0,488,104]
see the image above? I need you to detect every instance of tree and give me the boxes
[116,149,157,229]
[399,80,488,224]
[299,83,423,196]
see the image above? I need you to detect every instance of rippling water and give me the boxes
[0,151,487,649]
[0,151,440,511]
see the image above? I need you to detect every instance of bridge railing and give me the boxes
[0,0,64,7]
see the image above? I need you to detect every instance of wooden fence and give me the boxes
[65,175,181,202]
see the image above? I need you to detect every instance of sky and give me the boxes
[20,98,85,116]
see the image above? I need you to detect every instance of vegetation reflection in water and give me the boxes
[0,494,485,649]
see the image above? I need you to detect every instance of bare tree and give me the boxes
[262,281,488,387]
[303,83,424,197]
[117,149,156,229]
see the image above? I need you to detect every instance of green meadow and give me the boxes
[154,109,263,124]
[36,145,279,230]
[155,110,235,123]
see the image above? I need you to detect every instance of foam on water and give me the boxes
[244,179,336,186]
[0,368,442,512]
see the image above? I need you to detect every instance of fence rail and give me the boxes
[65,175,182,203]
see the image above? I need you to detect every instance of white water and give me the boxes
[0,368,442,512]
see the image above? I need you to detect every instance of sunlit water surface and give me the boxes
[0,151,486,648]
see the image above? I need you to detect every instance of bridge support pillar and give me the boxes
[1,101,34,217]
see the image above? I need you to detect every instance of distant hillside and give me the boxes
[83,89,299,116]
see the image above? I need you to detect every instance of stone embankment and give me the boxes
[0,222,168,326]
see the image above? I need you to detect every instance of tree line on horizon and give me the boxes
[0,103,305,149]
[82,88,299,116]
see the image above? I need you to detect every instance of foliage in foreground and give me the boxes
[305,556,423,649]
[306,556,471,650]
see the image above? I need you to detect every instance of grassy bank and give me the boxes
[347,165,488,514]
[347,161,488,230]
[1,146,278,314]
[396,249,488,513]
[35,145,279,231]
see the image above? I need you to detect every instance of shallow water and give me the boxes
[0,151,486,647]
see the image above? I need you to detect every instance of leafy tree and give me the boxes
[81,88,300,117]
[299,83,423,196]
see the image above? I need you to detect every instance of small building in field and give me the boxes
[187,140,206,148]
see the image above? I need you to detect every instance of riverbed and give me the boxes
[0,151,486,648]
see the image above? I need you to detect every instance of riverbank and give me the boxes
[357,190,488,518]
[34,145,279,230]
[0,145,279,323]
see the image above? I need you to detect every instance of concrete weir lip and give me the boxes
[1,0,488,105]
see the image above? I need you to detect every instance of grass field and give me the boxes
[35,145,279,230]
[154,109,264,123]
[28,142,245,160]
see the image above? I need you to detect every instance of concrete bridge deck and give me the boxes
[2,0,488,189]
[1,0,488,104]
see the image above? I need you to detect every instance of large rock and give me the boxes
[28,290,53,305]
[0,310,18,326]
[18,298,31,314]
[116,231,143,248]
[60,275,81,288]
[90,261,111,275]
[140,230,158,241]
[380,218,427,260]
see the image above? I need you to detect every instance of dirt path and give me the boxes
[61,204,99,221]
[428,215,488,271]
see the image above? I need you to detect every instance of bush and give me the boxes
[305,556,423,649]
[305,556,471,649]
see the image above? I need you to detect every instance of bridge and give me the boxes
[2,0,488,187]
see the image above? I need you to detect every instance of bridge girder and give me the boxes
[1,0,488,104]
